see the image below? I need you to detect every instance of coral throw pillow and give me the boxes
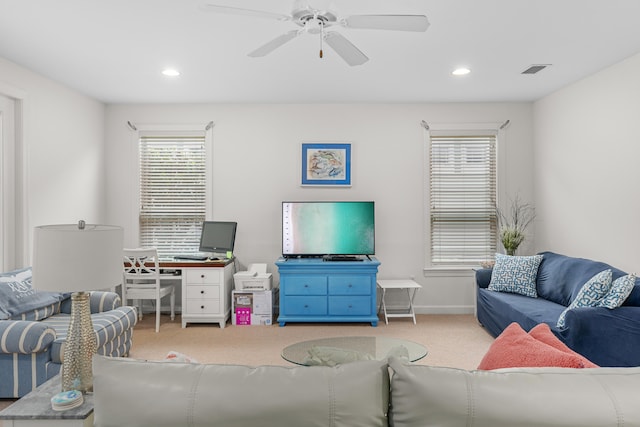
[528,323,598,368]
[477,322,598,370]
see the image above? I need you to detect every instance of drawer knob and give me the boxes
[304,284,309,288]
[200,274,205,278]
[200,290,205,294]
[304,304,309,308]
[201,305,205,309]
[348,284,352,288]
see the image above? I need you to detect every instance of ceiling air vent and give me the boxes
[522,64,550,75]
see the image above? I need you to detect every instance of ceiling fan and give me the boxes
[201,0,429,66]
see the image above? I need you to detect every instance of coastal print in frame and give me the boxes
[301,142,351,186]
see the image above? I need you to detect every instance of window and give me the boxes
[427,132,497,266]
[138,132,208,259]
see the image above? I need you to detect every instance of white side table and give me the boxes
[377,279,422,325]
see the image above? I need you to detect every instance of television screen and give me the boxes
[282,201,375,257]
[199,221,237,254]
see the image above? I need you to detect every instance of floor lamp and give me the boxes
[32,221,123,393]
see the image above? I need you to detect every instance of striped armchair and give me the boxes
[0,268,137,398]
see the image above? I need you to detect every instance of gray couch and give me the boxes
[93,355,640,427]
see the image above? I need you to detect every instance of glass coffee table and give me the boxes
[282,336,427,366]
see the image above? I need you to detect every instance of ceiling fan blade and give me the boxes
[323,32,368,66]
[248,30,300,57]
[343,15,429,32]
[200,4,291,21]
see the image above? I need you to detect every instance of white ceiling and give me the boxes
[1,0,640,104]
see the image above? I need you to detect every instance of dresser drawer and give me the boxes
[283,296,327,315]
[284,275,327,295]
[185,299,220,314]
[328,296,371,316]
[186,285,220,299]
[328,276,371,295]
[185,269,221,284]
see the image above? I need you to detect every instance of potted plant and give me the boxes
[496,195,536,256]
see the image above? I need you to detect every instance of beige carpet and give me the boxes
[129,313,494,369]
[0,313,494,420]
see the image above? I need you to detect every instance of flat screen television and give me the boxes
[199,221,237,255]
[282,201,375,258]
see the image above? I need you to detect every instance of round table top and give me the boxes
[281,336,428,366]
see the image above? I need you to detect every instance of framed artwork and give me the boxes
[301,142,351,186]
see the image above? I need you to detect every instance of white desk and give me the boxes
[119,259,235,328]
[377,279,422,325]
[161,259,235,328]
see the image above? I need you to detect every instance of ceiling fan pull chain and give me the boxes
[319,20,324,59]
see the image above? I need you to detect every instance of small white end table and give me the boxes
[377,279,422,325]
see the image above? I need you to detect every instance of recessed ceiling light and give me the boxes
[452,67,471,76]
[162,69,180,77]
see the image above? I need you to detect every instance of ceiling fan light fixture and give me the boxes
[204,1,428,66]
[304,16,326,33]
[452,67,471,76]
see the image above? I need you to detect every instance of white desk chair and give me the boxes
[123,248,175,332]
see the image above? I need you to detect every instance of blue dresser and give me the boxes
[275,257,381,326]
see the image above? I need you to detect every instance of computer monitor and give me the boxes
[198,221,237,256]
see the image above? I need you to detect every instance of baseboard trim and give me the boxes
[413,305,474,315]
[138,305,475,317]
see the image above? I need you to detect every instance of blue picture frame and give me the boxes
[301,142,351,186]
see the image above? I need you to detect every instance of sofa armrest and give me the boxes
[60,291,122,314]
[475,268,493,288]
[558,306,640,367]
[0,320,56,354]
[89,291,122,312]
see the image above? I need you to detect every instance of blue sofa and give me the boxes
[476,251,640,367]
[0,267,137,398]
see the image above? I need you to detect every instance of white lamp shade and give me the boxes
[32,224,124,292]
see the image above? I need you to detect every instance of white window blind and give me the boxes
[139,135,206,259]
[429,134,497,265]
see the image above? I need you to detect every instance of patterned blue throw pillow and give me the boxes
[556,269,612,328]
[598,274,636,309]
[488,253,544,298]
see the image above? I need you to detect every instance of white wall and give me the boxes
[4,47,639,313]
[0,57,106,266]
[533,53,640,273]
[105,102,533,313]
